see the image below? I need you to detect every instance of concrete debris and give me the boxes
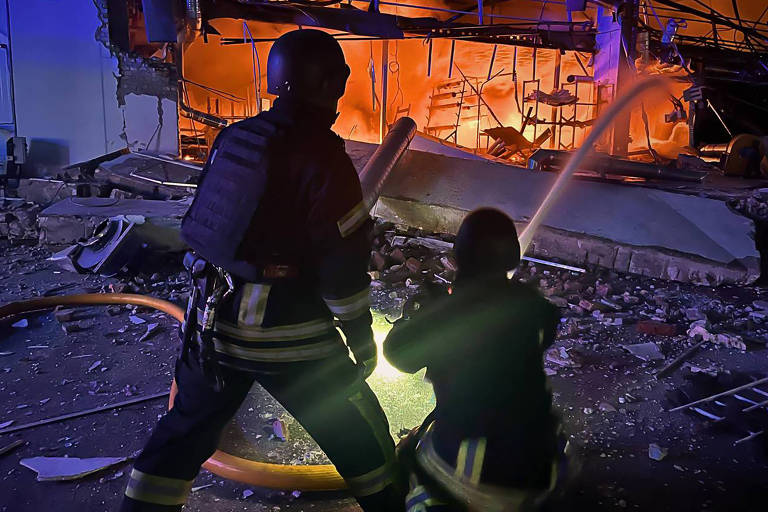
[406,236,454,252]
[53,307,77,323]
[16,178,76,205]
[0,439,25,457]
[0,201,41,241]
[687,321,747,351]
[440,255,457,272]
[271,419,287,442]
[390,248,406,263]
[684,308,707,322]
[61,321,89,335]
[545,347,581,368]
[95,152,200,201]
[98,470,125,484]
[622,342,665,361]
[138,323,161,342]
[648,443,668,461]
[242,489,254,499]
[371,251,387,271]
[547,296,568,308]
[20,456,127,481]
[405,257,422,274]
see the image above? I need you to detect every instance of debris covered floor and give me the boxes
[2,224,768,512]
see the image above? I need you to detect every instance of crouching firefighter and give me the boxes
[121,29,403,512]
[383,208,567,512]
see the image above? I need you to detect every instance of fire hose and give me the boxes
[0,76,670,490]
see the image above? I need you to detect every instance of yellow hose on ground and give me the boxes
[0,293,346,491]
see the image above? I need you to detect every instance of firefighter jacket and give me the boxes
[181,97,373,367]
[384,278,561,489]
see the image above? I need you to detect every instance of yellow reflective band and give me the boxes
[415,427,545,511]
[238,283,271,327]
[345,461,396,497]
[324,288,371,320]
[407,484,447,510]
[469,438,487,486]
[213,338,344,362]
[406,484,428,501]
[455,438,486,485]
[337,200,369,238]
[124,469,193,506]
[345,388,397,497]
[454,441,468,480]
[204,312,336,342]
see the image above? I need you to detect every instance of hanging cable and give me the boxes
[242,21,263,114]
[388,40,404,114]
[181,80,207,161]
[369,40,378,111]
[621,35,659,164]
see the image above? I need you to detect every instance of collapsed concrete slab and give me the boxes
[347,141,760,285]
[95,152,201,200]
[38,197,189,246]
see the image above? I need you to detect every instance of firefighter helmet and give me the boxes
[454,208,521,277]
[267,29,350,106]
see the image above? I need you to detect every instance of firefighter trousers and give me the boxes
[120,351,404,512]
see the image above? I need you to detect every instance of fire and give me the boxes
[182,0,743,161]
[183,21,595,153]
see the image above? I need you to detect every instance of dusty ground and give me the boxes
[1,232,768,512]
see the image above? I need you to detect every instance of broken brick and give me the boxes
[636,320,678,337]
[109,283,128,294]
[439,255,457,272]
[370,251,387,272]
[405,257,422,274]
[389,248,406,264]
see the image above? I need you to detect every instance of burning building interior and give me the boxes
[1,0,768,510]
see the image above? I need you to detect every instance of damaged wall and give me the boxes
[0,3,13,167]
[7,0,177,176]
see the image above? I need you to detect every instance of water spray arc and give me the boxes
[517,76,670,256]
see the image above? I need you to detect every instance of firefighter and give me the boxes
[384,208,563,512]
[121,29,403,512]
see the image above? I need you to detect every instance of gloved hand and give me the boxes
[350,333,377,379]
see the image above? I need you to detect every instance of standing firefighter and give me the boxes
[384,208,564,512]
[121,29,402,512]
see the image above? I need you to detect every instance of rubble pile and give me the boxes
[367,220,768,360]
[728,188,768,221]
[367,220,456,314]
[2,217,768,510]
[0,200,41,241]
